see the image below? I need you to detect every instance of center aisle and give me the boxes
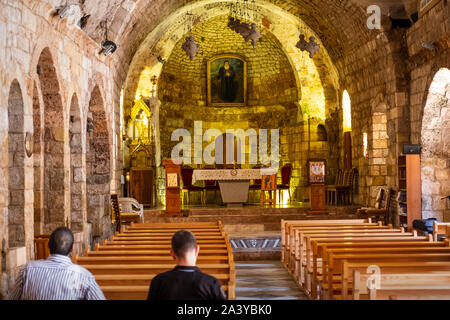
[235,261,307,300]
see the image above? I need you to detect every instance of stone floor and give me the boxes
[235,261,307,300]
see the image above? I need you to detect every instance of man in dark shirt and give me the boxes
[147,230,227,300]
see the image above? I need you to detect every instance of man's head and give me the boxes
[224,61,229,68]
[170,230,200,266]
[48,227,74,256]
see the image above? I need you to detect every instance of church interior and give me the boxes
[0,0,449,300]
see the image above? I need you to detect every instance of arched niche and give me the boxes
[86,85,112,245]
[7,80,25,248]
[32,82,44,236]
[37,48,67,234]
[421,68,450,221]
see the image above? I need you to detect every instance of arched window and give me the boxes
[317,124,328,141]
[343,90,352,132]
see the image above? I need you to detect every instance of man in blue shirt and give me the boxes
[10,227,105,300]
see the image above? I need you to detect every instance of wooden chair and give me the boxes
[181,166,203,205]
[118,197,144,222]
[249,164,262,203]
[202,165,220,205]
[356,187,393,225]
[326,169,343,205]
[111,194,141,232]
[335,169,355,205]
[277,163,292,203]
[260,174,277,206]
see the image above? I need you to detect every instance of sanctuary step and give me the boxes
[229,231,281,260]
[143,205,361,234]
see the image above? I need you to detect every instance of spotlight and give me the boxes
[157,56,166,64]
[101,40,117,56]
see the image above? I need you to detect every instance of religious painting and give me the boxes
[307,159,326,184]
[207,54,247,107]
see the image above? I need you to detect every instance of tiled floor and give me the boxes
[235,261,308,300]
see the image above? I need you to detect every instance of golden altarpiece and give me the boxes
[126,97,155,206]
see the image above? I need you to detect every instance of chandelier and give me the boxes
[181,11,200,60]
[228,0,262,48]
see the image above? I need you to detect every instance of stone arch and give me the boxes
[86,85,112,245]
[420,68,450,221]
[69,94,84,232]
[37,47,67,234]
[32,82,44,236]
[7,80,25,248]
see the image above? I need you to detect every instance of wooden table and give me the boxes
[192,168,277,207]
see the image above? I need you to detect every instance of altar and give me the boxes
[192,168,277,207]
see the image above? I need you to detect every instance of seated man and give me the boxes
[147,230,227,300]
[10,227,105,300]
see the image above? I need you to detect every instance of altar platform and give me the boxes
[143,202,361,233]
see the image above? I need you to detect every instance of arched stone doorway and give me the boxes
[86,85,112,246]
[7,80,25,248]
[421,68,450,221]
[69,94,84,232]
[37,48,67,234]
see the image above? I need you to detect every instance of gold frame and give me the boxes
[207,54,247,107]
[418,0,441,17]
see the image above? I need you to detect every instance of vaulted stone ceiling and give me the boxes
[48,0,419,69]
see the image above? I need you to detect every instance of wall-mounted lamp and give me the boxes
[126,172,130,182]
[157,56,166,64]
[101,40,117,56]
[100,20,118,56]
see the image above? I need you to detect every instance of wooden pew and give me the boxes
[345,261,450,300]
[281,219,376,267]
[309,239,449,299]
[433,221,450,241]
[324,252,450,299]
[299,233,430,296]
[74,221,235,300]
[281,219,373,262]
[353,270,450,300]
[293,230,416,285]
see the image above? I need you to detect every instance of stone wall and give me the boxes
[0,0,122,298]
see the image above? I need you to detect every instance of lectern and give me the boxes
[308,159,327,214]
[163,159,182,217]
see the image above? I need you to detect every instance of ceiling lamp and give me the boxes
[181,12,200,60]
[228,0,262,48]
[296,34,320,59]
[182,35,200,60]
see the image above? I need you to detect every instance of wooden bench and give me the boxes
[323,252,450,299]
[353,269,450,300]
[308,240,449,299]
[345,261,450,300]
[73,221,235,300]
[281,219,375,266]
[298,233,429,296]
[433,221,450,241]
[292,229,413,283]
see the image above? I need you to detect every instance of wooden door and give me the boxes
[130,169,153,206]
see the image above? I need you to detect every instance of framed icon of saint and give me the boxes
[307,159,326,184]
[207,54,247,107]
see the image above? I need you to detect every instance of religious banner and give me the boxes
[207,54,247,106]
